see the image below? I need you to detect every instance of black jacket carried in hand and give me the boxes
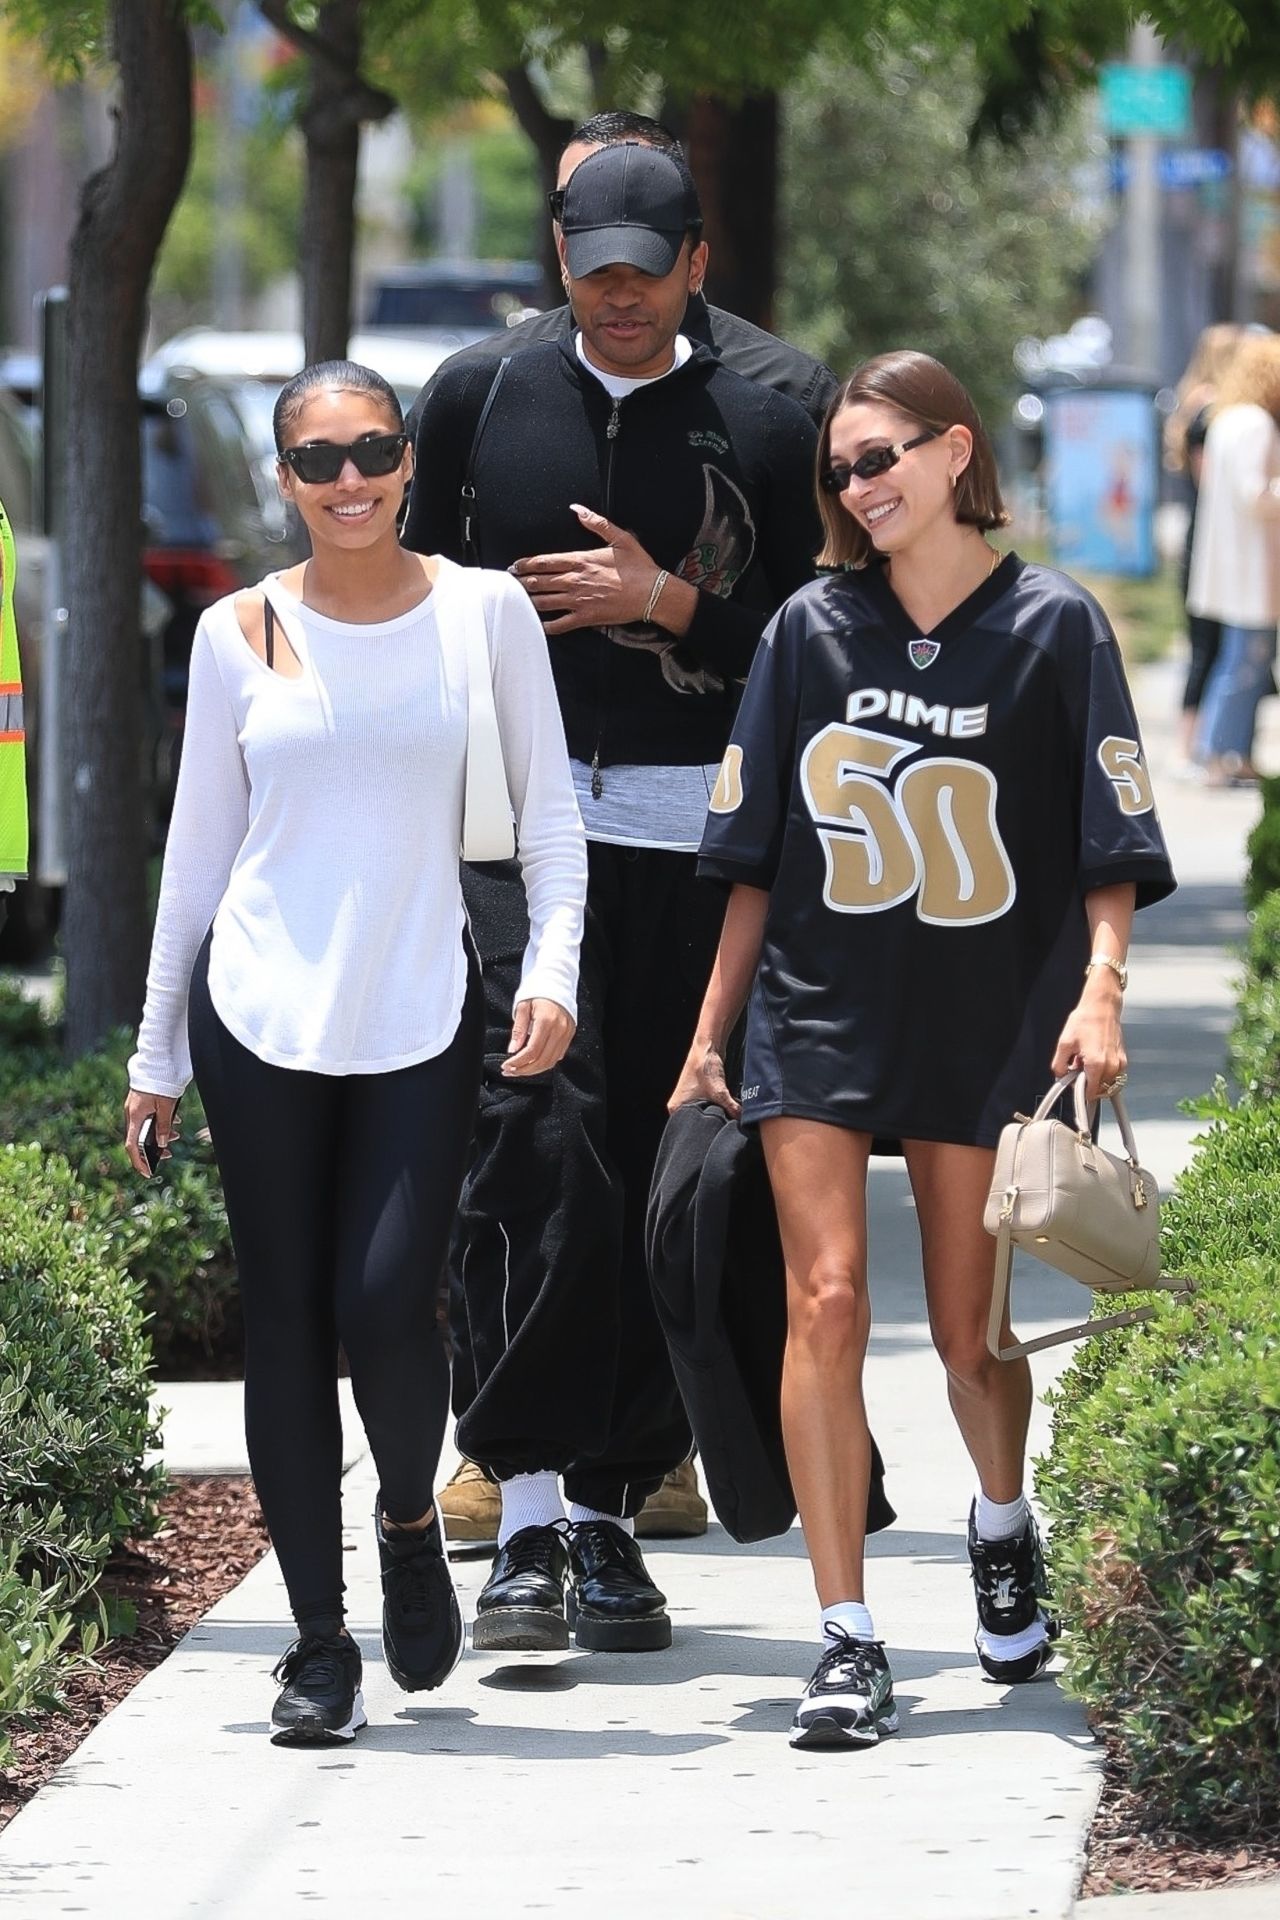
[404,335,819,770]
[404,292,840,438]
[646,1100,895,1544]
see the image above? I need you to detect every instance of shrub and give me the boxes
[0,1028,239,1368]
[1040,1087,1280,1836]
[1244,777,1280,909]
[0,1143,162,1761]
[1228,892,1280,1103]
[1047,1335,1280,1834]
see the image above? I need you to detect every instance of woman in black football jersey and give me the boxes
[671,351,1174,1751]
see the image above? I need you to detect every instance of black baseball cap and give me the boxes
[560,142,702,279]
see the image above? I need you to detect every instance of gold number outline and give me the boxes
[1097,735,1154,817]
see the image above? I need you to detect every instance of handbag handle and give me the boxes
[1030,1068,1141,1167]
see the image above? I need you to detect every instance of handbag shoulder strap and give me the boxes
[448,564,516,862]
[459,356,513,565]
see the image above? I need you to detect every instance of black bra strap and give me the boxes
[263,595,275,671]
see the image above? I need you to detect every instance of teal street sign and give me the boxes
[1100,64,1192,138]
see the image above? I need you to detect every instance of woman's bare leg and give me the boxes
[761,1117,874,1608]
[903,1139,1031,1501]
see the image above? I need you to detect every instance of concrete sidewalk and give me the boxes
[0,663,1274,1919]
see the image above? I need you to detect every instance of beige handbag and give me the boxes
[984,1069,1188,1361]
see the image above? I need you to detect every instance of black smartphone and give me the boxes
[138,1114,162,1177]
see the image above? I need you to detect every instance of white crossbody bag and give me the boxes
[453,567,516,863]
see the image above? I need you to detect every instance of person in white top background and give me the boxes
[1186,331,1280,786]
[124,361,587,1747]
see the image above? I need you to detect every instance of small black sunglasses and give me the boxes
[547,186,567,221]
[279,431,409,486]
[819,429,939,495]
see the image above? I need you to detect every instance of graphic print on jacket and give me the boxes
[601,465,757,695]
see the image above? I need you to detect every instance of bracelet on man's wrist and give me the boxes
[643,567,670,625]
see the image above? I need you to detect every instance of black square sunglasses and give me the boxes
[279,431,409,486]
[819,429,939,495]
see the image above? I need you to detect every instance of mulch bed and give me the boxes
[1082,1755,1280,1897]
[0,1477,269,1836]
[3,1487,1278,1901]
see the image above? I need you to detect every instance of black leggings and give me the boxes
[188,937,484,1637]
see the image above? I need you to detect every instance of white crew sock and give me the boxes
[974,1489,1030,1543]
[567,1502,635,1538]
[497,1471,565,1548]
[821,1600,876,1643]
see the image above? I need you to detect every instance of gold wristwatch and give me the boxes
[1085,954,1128,991]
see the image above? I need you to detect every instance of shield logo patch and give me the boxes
[909,638,941,671]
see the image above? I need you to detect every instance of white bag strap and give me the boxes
[455,569,516,864]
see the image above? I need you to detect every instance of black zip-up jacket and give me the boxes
[404,336,819,770]
[404,294,839,438]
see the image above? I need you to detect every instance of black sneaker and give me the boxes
[376,1503,464,1691]
[967,1501,1059,1683]
[270,1634,366,1746]
[473,1523,571,1652]
[790,1631,898,1749]
[567,1522,671,1651]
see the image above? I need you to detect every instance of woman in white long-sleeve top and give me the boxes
[1187,333,1280,785]
[124,362,587,1747]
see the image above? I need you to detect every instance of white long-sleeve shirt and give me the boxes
[129,559,586,1097]
[1187,402,1280,628]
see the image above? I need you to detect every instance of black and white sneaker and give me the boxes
[270,1634,366,1746]
[789,1631,898,1750]
[967,1501,1059,1683]
[376,1502,465,1691]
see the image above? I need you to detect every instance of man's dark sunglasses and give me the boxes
[279,431,409,486]
[819,429,939,494]
[547,186,567,221]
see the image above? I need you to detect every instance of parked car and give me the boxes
[363,259,545,334]
[0,361,308,957]
[144,328,466,428]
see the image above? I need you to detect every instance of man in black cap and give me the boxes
[404,141,818,1654]
[404,110,837,440]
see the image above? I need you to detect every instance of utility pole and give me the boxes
[1123,22,1163,377]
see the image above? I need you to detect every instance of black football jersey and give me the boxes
[698,554,1176,1147]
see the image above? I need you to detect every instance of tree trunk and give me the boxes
[685,92,778,331]
[502,66,573,305]
[62,0,192,1057]
[300,1,364,362]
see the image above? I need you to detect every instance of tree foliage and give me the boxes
[778,35,1099,429]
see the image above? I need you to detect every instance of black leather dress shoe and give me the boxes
[472,1523,571,1651]
[567,1522,672,1651]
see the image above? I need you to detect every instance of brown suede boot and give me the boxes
[438,1458,500,1545]
[634,1459,708,1539]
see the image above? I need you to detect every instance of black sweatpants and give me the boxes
[450,843,725,1516]
[188,937,484,1636]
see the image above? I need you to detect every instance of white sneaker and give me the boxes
[789,1631,898,1749]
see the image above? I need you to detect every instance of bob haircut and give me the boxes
[816,351,1009,569]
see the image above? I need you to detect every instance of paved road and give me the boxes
[0,662,1272,1919]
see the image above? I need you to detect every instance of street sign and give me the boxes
[1110,148,1234,191]
[1100,64,1192,138]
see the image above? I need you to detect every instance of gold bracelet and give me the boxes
[643,568,670,625]
[1085,954,1128,991]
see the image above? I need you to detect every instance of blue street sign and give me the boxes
[1100,64,1192,138]
[1110,148,1235,191]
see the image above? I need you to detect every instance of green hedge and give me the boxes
[0,1143,163,1765]
[1229,891,1280,1104]
[1243,777,1280,910]
[0,985,239,1369]
[1039,1086,1280,1830]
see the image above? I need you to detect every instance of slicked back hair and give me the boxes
[561,111,683,162]
[273,360,403,452]
[817,350,1009,569]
